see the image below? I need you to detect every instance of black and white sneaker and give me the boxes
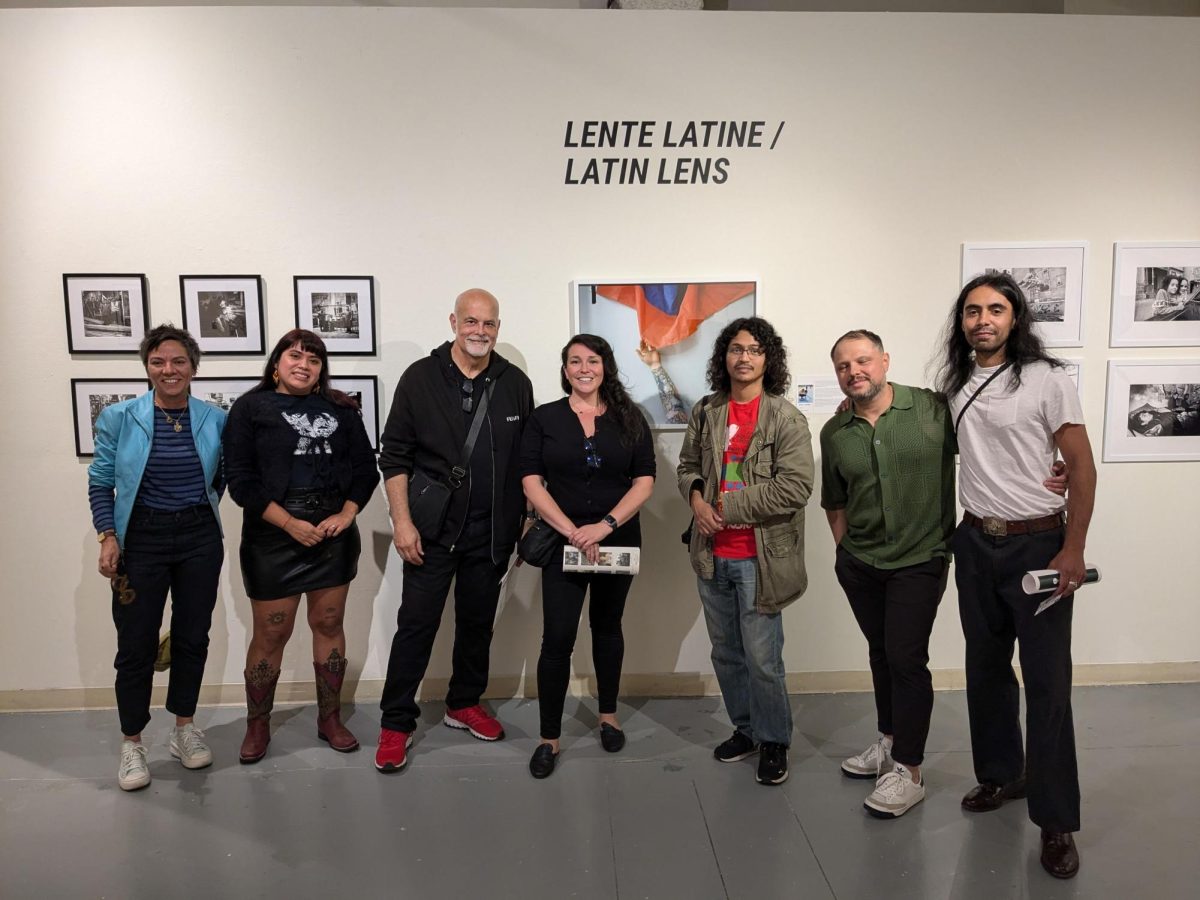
[713,730,758,763]
[756,742,789,785]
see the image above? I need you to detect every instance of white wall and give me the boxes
[1,7,1197,704]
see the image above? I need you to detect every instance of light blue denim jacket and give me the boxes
[88,392,226,548]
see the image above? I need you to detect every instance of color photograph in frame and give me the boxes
[294,276,376,355]
[63,273,149,353]
[180,275,265,354]
[571,280,758,430]
[189,377,260,414]
[1103,360,1200,462]
[961,242,1087,348]
[1109,242,1200,347]
[330,375,380,452]
[71,378,148,456]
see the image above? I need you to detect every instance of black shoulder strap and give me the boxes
[953,362,1011,436]
[448,381,494,489]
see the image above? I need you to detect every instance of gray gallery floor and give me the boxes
[1,683,1196,900]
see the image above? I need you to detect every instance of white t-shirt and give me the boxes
[950,360,1085,520]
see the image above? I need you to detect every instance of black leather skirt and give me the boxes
[240,488,361,601]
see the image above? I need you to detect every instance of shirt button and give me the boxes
[874,439,881,445]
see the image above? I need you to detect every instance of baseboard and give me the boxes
[2,661,1197,712]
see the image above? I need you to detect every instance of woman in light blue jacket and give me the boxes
[88,325,226,791]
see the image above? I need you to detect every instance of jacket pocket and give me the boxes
[763,529,799,556]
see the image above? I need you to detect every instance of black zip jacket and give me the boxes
[379,342,534,561]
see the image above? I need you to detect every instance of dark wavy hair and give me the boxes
[252,329,358,410]
[705,316,789,396]
[933,271,1063,397]
[140,324,201,371]
[560,333,648,446]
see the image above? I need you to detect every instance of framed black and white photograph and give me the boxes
[63,274,149,353]
[294,276,376,355]
[571,279,758,430]
[71,378,148,456]
[1060,358,1084,401]
[961,242,1087,348]
[180,275,265,354]
[1109,242,1200,347]
[330,375,380,452]
[190,377,260,413]
[1103,361,1200,462]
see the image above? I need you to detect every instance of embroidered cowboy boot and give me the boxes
[314,650,359,752]
[239,660,279,764]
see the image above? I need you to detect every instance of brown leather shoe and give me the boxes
[314,655,359,753]
[239,662,279,764]
[239,717,270,764]
[1040,830,1080,879]
[961,777,1027,812]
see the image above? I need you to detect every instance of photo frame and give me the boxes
[63,274,149,353]
[71,378,148,456]
[330,375,380,452]
[189,377,260,414]
[961,242,1087,348]
[1103,360,1200,462]
[1109,242,1200,347]
[180,275,265,354]
[294,276,376,355]
[1060,358,1084,400]
[571,279,758,430]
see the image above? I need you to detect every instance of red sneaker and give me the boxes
[375,728,414,773]
[443,705,505,741]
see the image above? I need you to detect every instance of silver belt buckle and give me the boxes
[981,516,1007,537]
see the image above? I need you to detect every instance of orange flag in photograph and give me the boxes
[594,282,755,348]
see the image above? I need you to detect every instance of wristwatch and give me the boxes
[97,530,115,543]
[602,514,618,530]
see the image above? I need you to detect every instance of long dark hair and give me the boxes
[560,333,647,446]
[933,271,1063,397]
[252,329,358,410]
[705,316,789,396]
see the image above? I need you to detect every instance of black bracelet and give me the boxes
[602,514,618,530]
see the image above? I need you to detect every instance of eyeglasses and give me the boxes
[111,573,135,606]
[727,345,765,358]
[584,438,602,470]
[461,379,474,413]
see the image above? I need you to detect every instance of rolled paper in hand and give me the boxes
[1022,566,1101,596]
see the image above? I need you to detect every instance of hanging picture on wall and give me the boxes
[571,279,758,430]
[1109,242,1200,347]
[1103,360,1200,462]
[180,275,265,354]
[294,276,376,355]
[961,242,1087,348]
[1060,359,1084,401]
[63,274,149,354]
[71,378,148,456]
[190,377,260,413]
[330,375,381,452]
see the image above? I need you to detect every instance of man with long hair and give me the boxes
[676,316,814,786]
[934,272,1096,879]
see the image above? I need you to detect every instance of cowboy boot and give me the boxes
[314,650,359,752]
[240,660,279,764]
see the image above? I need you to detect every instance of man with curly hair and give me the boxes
[676,317,814,786]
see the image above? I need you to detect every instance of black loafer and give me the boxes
[600,723,626,753]
[961,777,1027,812]
[529,743,558,779]
[1040,830,1080,879]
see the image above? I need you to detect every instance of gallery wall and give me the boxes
[1,7,1198,707]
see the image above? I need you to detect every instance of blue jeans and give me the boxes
[697,556,792,746]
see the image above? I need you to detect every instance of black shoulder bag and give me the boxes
[953,362,1012,436]
[680,395,712,546]
[407,382,493,542]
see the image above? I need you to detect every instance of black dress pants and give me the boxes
[379,518,506,733]
[536,560,633,740]
[952,520,1080,833]
[113,504,223,737]
[834,546,948,766]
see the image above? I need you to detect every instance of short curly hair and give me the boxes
[705,316,789,396]
[139,324,201,370]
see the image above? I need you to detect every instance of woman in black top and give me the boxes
[519,334,655,778]
[224,329,380,763]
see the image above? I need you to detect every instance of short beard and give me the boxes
[850,378,885,405]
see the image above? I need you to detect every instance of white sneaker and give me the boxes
[170,724,213,770]
[841,736,893,779]
[118,740,151,791]
[864,762,925,818]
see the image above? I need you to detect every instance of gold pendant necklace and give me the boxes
[160,406,185,433]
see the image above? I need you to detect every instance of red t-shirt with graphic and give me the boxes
[713,396,759,559]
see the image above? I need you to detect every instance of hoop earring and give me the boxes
[272,370,280,385]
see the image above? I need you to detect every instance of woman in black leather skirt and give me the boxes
[224,329,380,763]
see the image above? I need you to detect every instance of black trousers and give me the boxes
[952,520,1080,833]
[537,561,633,740]
[834,547,948,766]
[379,518,506,733]
[113,504,223,737]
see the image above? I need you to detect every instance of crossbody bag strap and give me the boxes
[448,381,494,489]
[953,362,1012,436]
